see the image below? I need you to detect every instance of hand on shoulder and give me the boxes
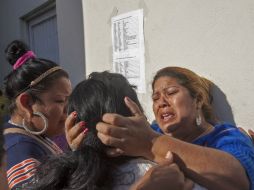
[130,151,194,190]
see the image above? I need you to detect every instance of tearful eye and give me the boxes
[165,87,178,96]
[152,94,160,101]
[166,91,176,96]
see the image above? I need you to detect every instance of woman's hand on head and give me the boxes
[96,97,160,158]
[65,111,88,151]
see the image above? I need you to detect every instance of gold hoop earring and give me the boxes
[22,111,48,135]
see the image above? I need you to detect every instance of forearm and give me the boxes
[149,135,249,190]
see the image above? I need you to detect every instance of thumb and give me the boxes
[165,151,173,161]
[158,151,174,165]
[124,97,143,117]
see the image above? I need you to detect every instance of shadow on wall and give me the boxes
[211,84,236,126]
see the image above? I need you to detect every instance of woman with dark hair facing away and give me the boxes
[26,71,155,190]
[27,71,199,190]
[3,40,72,189]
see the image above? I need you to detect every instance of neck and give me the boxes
[177,122,214,143]
[10,114,23,125]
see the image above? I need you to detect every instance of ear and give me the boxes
[195,94,203,110]
[16,93,34,121]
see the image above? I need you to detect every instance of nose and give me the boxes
[157,95,169,108]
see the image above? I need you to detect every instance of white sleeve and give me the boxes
[193,183,207,190]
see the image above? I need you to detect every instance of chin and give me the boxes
[164,124,179,134]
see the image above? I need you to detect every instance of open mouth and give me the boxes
[161,112,175,122]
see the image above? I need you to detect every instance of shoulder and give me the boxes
[209,123,253,147]
[119,158,156,174]
[207,123,254,188]
[112,158,156,190]
[4,130,50,168]
[4,122,50,156]
[4,131,50,189]
[194,123,253,148]
[7,157,39,190]
[4,132,49,157]
[4,137,46,189]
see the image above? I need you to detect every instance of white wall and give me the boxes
[0,0,85,88]
[83,0,254,130]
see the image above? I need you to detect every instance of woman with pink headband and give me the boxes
[2,40,72,189]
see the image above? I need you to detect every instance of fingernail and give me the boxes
[165,151,173,159]
[83,128,89,134]
[79,121,86,127]
[72,111,77,118]
[125,96,130,102]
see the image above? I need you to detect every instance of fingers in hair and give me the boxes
[101,113,133,129]
[124,96,143,116]
[65,111,77,132]
[96,121,128,137]
[70,127,88,151]
[97,132,125,149]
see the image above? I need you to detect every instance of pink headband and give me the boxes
[13,51,36,70]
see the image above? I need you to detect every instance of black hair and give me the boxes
[27,71,143,190]
[3,40,69,114]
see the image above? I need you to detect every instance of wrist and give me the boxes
[142,130,161,161]
[151,135,172,163]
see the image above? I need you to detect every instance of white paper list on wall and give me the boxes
[111,9,146,93]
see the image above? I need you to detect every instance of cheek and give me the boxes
[175,98,196,118]
[46,109,65,135]
[152,102,160,116]
[45,106,64,122]
[152,103,156,113]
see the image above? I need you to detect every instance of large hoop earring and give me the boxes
[196,112,202,126]
[22,111,48,135]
